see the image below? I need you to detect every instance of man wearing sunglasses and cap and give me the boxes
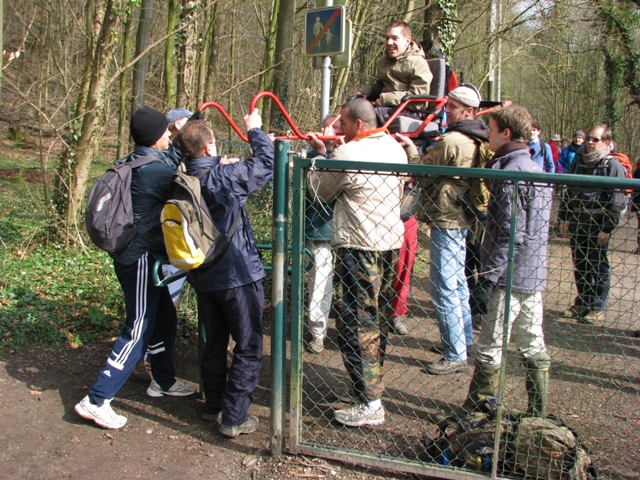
[558,124,627,324]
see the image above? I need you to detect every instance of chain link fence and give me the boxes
[288,158,640,479]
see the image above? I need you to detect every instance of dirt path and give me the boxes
[0,342,408,480]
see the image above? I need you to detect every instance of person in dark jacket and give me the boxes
[461,104,552,417]
[558,125,627,323]
[177,110,274,438]
[75,107,196,430]
[305,114,340,354]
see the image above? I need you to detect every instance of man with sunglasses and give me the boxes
[558,125,627,324]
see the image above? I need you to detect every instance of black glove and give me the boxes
[471,277,497,316]
[189,109,205,121]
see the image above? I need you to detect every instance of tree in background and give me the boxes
[3,0,640,245]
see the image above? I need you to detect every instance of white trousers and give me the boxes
[306,241,334,340]
[476,288,547,366]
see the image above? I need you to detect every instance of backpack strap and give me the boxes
[121,154,161,169]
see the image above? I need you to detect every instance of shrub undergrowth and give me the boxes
[0,157,276,352]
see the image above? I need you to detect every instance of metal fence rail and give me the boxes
[287,157,640,479]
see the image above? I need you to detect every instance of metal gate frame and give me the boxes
[273,149,640,478]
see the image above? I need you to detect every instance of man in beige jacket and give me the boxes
[307,98,407,427]
[356,21,432,131]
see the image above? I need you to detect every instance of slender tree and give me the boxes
[165,0,179,107]
[60,0,126,244]
[131,0,154,113]
[117,4,135,159]
[269,0,296,133]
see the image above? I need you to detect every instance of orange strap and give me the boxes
[351,127,390,142]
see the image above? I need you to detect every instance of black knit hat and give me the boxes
[130,107,170,147]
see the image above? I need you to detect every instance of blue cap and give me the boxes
[166,108,193,123]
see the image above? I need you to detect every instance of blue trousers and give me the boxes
[198,281,264,427]
[89,253,178,405]
[429,227,474,362]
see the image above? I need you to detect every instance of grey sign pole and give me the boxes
[319,0,333,127]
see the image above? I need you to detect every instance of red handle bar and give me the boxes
[198,91,505,143]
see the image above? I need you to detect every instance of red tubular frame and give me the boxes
[379,97,447,138]
[198,91,504,143]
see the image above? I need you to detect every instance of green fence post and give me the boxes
[270,139,290,455]
[288,156,307,453]
[491,179,520,479]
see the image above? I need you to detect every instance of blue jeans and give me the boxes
[430,227,474,362]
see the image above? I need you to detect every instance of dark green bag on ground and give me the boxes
[423,399,597,479]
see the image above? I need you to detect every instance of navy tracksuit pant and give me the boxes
[89,252,177,405]
[198,281,264,427]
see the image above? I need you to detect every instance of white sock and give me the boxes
[368,399,382,410]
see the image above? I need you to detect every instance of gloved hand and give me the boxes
[189,109,205,121]
[471,277,497,316]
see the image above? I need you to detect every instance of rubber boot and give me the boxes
[461,362,501,414]
[524,353,551,417]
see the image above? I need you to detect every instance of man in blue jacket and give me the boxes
[176,110,274,438]
[75,107,196,430]
[461,104,552,417]
[527,120,555,173]
[558,131,585,173]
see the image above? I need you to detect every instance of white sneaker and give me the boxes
[146,379,196,397]
[74,395,127,430]
[334,403,385,427]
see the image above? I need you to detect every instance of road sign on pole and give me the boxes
[304,6,345,57]
[332,19,352,68]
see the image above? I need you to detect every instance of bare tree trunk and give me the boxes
[131,0,154,113]
[204,1,220,103]
[165,0,179,107]
[117,6,134,159]
[64,0,125,243]
[76,0,103,117]
[176,0,198,107]
[258,0,279,128]
[53,0,104,224]
[228,3,236,139]
[269,0,295,133]
[403,0,416,23]
[195,0,213,107]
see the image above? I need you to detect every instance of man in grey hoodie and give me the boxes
[461,104,552,417]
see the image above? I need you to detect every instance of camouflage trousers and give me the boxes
[334,248,398,404]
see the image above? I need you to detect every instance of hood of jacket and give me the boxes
[446,118,489,143]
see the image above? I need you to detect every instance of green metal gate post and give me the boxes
[270,139,290,455]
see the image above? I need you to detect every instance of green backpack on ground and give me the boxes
[511,416,596,480]
[423,399,597,479]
